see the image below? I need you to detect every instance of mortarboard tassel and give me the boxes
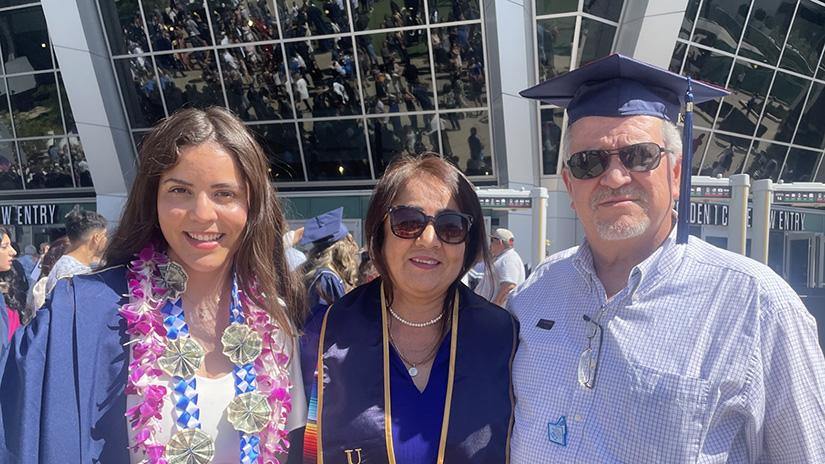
[677,78,694,244]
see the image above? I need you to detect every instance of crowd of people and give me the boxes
[1,53,824,463]
[0,138,93,191]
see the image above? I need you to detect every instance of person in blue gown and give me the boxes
[301,154,518,463]
[0,107,307,463]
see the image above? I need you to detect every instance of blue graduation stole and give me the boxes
[305,280,517,463]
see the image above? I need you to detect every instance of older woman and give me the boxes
[302,155,518,462]
[0,107,306,463]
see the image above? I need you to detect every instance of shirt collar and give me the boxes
[572,227,685,301]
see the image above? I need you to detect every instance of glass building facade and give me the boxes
[533,0,625,175]
[98,0,494,186]
[0,0,92,192]
[671,0,825,183]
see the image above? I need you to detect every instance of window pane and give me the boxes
[669,41,686,73]
[361,31,417,104]
[367,113,418,177]
[536,0,577,17]
[698,133,749,177]
[576,18,615,68]
[249,122,305,182]
[815,158,825,183]
[159,49,226,115]
[582,0,623,23]
[178,2,214,47]
[745,141,787,181]
[778,0,825,77]
[540,108,563,175]
[302,118,370,180]
[691,0,747,53]
[428,0,478,23]
[0,6,54,73]
[9,72,63,138]
[114,57,165,129]
[740,0,795,66]
[537,17,575,80]
[286,36,362,118]
[795,82,825,150]
[763,71,810,144]
[683,47,732,129]
[432,24,486,110]
[132,130,148,154]
[0,140,22,190]
[217,44,294,122]
[439,111,491,177]
[19,138,75,189]
[98,0,148,56]
[781,147,818,182]
[68,136,92,187]
[679,0,701,40]
[206,0,279,45]
[689,128,710,174]
[278,0,350,38]
[715,60,772,137]
[0,78,11,132]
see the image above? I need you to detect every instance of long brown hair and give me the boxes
[104,107,304,335]
[364,154,492,316]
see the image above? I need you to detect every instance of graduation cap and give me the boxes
[300,207,349,246]
[520,53,730,243]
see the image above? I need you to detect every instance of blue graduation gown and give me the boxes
[306,279,519,463]
[0,267,130,463]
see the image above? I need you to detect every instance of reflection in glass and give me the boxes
[576,18,615,68]
[689,128,710,174]
[9,72,64,138]
[739,0,794,66]
[361,31,435,112]
[679,0,700,40]
[57,73,77,134]
[535,0,577,17]
[582,0,623,22]
[348,0,426,32]
[537,17,575,81]
[205,0,279,45]
[66,136,92,187]
[0,6,54,73]
[19,138,75,189]
[114,57,165,129]
[367,113,419,176]
[744,141,787,181]
[794,83,825,149]
[781,147,819,182]
[302,118,369,180]
[132,130,148,154]
[429,0,479,23]
[540,108,563,175]
[437,111,490,177]
[284,37,362,119]
[0,140,22,190]
[763,72,810,144]
[99,0,148,56]
[431,24,485,110]
[683,47,732,129]
[249,122,305,182]
[715,60,772,137]
[216,45,292,121]
[815,158,825,183]
[779,0,825,77]
[0,78,11,134]
[691,0,746,53]
[698,133,750,177]
[277,0,350,39]
[669,41,686,73]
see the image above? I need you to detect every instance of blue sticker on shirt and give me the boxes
[548,416,567,446]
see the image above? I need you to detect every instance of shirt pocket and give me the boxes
[604,362,710,464]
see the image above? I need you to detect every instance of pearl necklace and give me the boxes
[388,305,443,327]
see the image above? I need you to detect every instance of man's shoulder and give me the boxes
[508,247,578,302]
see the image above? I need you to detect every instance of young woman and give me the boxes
[0,107,307,463]
[0,228,19,342]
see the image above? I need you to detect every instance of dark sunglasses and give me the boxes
[387,205,473,244]
[567,142,668,180]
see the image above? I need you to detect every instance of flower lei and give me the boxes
[121,242,293,463]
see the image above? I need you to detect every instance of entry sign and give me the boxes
[479,197,533,209]
[0,204,59,226]
[773,191,825,204]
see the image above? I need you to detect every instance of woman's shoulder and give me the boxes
[49,266,128,318]
[458,284,518,328]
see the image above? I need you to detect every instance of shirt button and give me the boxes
[573,414,582,422]
[632,295,639,304]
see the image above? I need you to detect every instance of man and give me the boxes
[509,54,825,462]
[45,207,108,293]
[475,228,524,306]
[28,242,49,284]
[17,245,38,285]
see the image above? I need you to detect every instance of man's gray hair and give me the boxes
[560,118,683,169]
